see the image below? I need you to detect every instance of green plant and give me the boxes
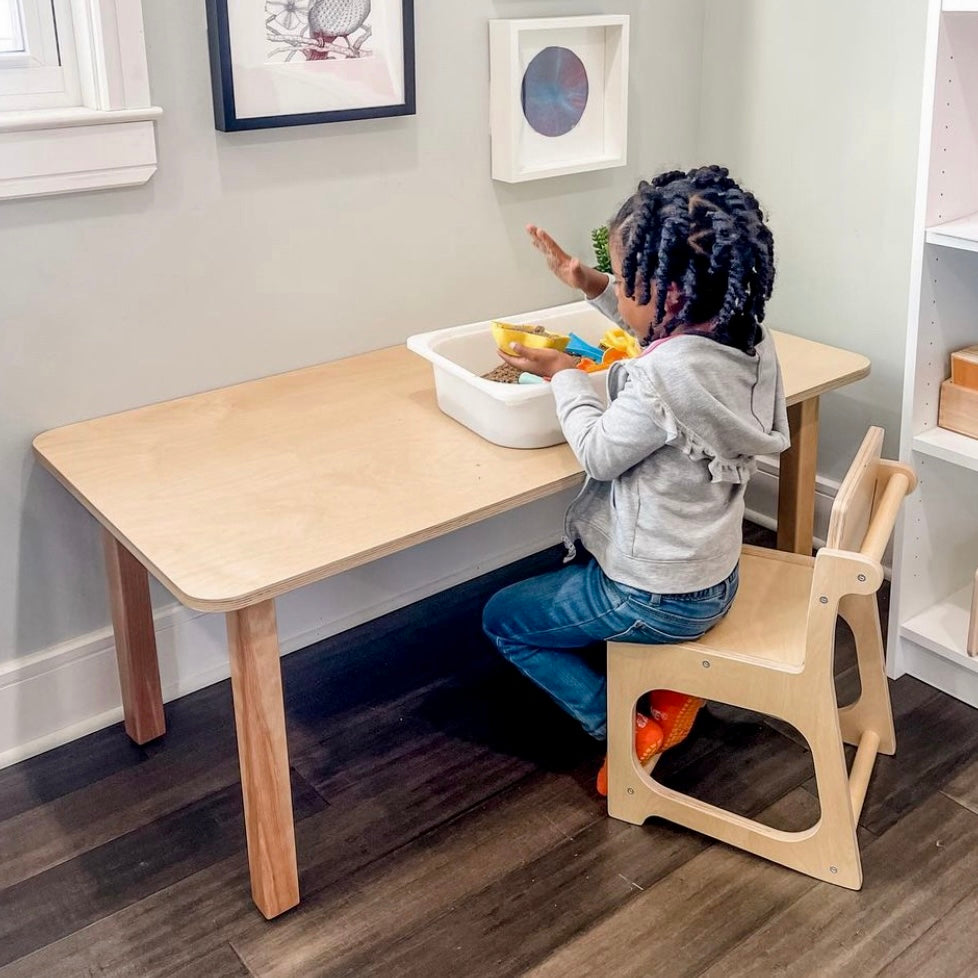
[591,225,612,274]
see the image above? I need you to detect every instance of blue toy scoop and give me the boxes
[565,333,605,360]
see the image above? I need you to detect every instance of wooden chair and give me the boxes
[605,427,915,889]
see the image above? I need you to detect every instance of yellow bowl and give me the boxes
[491,321,570,353]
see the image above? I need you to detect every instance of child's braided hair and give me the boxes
[609,165,775,354]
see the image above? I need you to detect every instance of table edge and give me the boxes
[31,326,872,611]
[783,358,871,406]
[34,436,584,613]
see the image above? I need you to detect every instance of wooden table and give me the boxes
[32,330,868,919]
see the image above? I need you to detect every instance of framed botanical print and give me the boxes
[206,0,416,131]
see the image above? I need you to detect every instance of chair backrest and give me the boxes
[825,426,916,563]
[802,426,916,676]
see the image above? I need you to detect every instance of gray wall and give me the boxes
[1,1,706,664]
[1,0,932,682]
[699,0,929,480]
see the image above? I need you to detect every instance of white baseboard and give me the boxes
[0,491,577,770]
[1,463,845,771]
[743,455,838,551]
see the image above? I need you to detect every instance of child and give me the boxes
[482,165,790,795]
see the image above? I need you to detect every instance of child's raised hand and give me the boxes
[499,342,579,379]
[526,225,589,291]
[526,225,610,300]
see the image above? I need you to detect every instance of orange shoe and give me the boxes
[649,690,706,751]
[596,712,664,797]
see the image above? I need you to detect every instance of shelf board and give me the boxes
[912,426,978,471]
[900,585,978,670]
[926,213,978,251]
[943,0,978,10]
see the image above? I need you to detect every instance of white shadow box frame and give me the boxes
[489,15,629,183]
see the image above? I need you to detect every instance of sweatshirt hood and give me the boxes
[613,328,790,483]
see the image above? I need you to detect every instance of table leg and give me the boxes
[777,398,820,555]
[102,529,165,744]
[226,600,299,919]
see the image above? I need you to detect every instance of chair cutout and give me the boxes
[605,426,916,889]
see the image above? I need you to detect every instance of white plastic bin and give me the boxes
[407,300,612,449]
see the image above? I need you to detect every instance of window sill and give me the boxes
[0,105,162,133]
[0,105,162,200]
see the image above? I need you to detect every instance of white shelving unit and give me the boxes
[926,212,978,250]
[888,0,978,707]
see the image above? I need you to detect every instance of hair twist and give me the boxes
[606,166,775,354]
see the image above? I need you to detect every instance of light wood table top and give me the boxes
[773,330,869,406]
[33,331,869,613]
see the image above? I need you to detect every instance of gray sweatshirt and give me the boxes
[550,284,790,594]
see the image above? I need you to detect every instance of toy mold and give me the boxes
[491,321,570,353]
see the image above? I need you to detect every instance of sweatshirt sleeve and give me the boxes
[550,367,668,481]
[587,277,627,330]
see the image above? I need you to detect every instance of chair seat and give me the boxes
[685,545,814,670]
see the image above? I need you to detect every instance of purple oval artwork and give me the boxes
[521,46,589,138]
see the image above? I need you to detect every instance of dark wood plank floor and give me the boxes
[2,523,978,977]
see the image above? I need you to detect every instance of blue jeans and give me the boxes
[482,559,738,740]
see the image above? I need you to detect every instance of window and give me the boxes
[0,0,161,200]
[0,0,81,112]
[0,0,25,53]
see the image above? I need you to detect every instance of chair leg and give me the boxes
[606,663,659,826]
[801,711,863,888]
[606,645,864,889]
[838,594,896,755]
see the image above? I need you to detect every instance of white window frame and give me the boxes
[0,0,162,200]
[0,0,82,111]
[0,0,27,54]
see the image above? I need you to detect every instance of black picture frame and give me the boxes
[205,0,416,132]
